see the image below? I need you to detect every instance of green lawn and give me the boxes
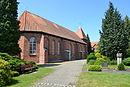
[77,64,130,87]
[4,67,55,87]
[77,72,130,87]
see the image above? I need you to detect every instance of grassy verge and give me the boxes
[4,67,55,87]
[77,72,130,87]
[77,64,130,87]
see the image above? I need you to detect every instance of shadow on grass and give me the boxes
[4,79,19,87]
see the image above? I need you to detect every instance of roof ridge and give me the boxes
[25,11,77,34]
[19,10,87,44]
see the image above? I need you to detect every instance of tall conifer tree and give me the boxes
[0,0,20,55]
[100,2,129,59]
[87,34,92,54]
[124,16,130,49]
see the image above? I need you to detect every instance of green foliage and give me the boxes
[0,0,21,55]
[87,34,93,54]
[118,63,125,70]
[26,61,38,68]
[88,65,102,71]
[0,53,13,61]
[96,42,101,53]
[87,53,96,63]
[95,58,105,65]
[0,59,12,86]
[110,60,117,65]
[124,16,130,48]
[99,2,129,59]
[8,58,26,71]
[95,53,102,58]
[123,57,130,66]
[88,60,96,65]
[102,56,111,64]
[0,53,26,71]
[126,49,130,57]
[11,71,19,77]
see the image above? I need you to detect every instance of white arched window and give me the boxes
[58,42,60,55]
[30,37,36,55]
[52,40,55,55]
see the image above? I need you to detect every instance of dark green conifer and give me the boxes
[100,2,129,59]
[0,0,20,55]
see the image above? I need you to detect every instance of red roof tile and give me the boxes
[91,42,98,47]
[76,27,88,40]
[19,11,86,44]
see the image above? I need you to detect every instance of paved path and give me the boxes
[31,59,86,87]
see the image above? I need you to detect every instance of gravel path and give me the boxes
[31,59,86,87]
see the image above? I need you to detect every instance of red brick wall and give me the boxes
[19,33,41,63]
[19,32,88,63]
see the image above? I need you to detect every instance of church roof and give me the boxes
[76,27,88,40]
[19,11,86,44]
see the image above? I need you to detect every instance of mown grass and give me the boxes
[4,67,55,87]
[77,72,130,87]
[77,64,130,87]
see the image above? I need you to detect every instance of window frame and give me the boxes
[58,41,60,55]
[29,37,37,55]
[52,40,55,55]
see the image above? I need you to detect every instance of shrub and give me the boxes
[88,65,102,71]
[126,49,130,57]
[123,57,130,66]
[118,63,125,70]
[11,71,19,77]
[26,61,38,68]
[95,58,105,65]
[0,53,13,61]
[102,56,111,64]
[95,53,102,58]
[87,53,96,63]
[110,60,117,65]
[0,59,12,86]
[8,58,26,71]
[0,53,26,71]
[88,60,96,65]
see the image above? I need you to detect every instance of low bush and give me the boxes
[0,59,12,86]
[123,57,130,66]
[88,60,95,65]
[102,56,111,64]
[0,53,26,71]
[26,61,38,67]
[95,58,105,65]
[87,53,97,63]
[11,71,20,77]
[0,53,13,61]
[88,65,102,71]
[110,60,117,65]
[118,63,125,70]
[95,53,102,58]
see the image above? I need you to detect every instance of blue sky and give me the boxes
[17,0,130,42]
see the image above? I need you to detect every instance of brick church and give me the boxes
[18,11,88,64]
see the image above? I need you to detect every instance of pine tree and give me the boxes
[100,2,115,58]
[0,0,20,55]
[100,2,129,59]
[124,16,130,49]
[87,34,92,54]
